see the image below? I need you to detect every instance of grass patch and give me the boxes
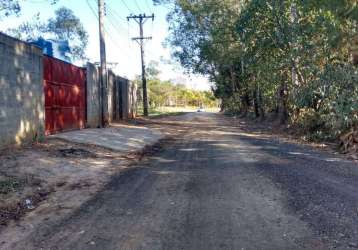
[137,106,194,118]
[0,177,24,195]
[136,106,220,118]
[149,110,186,119]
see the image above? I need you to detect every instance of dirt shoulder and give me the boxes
[225,114,357,162]
[3,112,354,249]
[0,120,171,249]
[8,112,358,250]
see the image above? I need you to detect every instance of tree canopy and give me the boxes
[135,61,218,109]
[0,0,58,18]
[160,0,357,140]
[7,7,88,61]
[0,0,20,18]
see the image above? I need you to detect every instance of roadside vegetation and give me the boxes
[156,0,357,152]
[1,1,88,61]
[135,61,220,115]
[6,6,88,61]
[137,106,220,118]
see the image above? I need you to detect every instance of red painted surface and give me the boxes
[43,56,86,135]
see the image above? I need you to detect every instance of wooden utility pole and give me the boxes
[98,0,109,126]
[127,14,154,116]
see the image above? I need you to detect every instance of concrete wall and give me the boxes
[86,63,101,128]
[86,66,135,125]
[119,77,129,120]
[108,70,115,123]
[0,32,44,147]
[115,77,137,120]
[128,81,137,119]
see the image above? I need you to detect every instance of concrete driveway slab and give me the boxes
[50,123,163,152]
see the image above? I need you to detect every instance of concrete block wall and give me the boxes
[119,77,129,120]
[0,32,136,148]
[128,81,137,119]
[86,65,135,125]
[86,63,101,128]
[111,74,121,121]
[114,76,137,120]
[0,32,44,147]
[108,70,115,123]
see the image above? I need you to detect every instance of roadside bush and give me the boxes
[293,64,358,140]
[222,93,242,115]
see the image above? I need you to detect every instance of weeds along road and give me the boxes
[14,113,358,250]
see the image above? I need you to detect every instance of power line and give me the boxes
[106,5,128,22]
[127,13,155,116]
[92,0,136,36]
[86,0,132,60]
[86,0,98,18]
[145,0,154,13]
[106,10,127,33]
[133,0,143,13]
[106,4,136,29]
[104,25,132,59]
[119,0,133,14]
[87,0,156,80]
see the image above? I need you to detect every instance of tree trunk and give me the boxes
[278,79,288,124]
[258,87,265,120]
[254,72,265,120]
[240,93,250,117]
[253,88,259,118]
[220,102,224,112]
[351,34,358,65]
[230,67,236,93]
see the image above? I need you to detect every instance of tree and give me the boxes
[0,0,58,18]
[160,0,357,140]
[7,7,88,61]
[147,60,161,80]
[7,13,47,39]
[0,0,20,18]
[47,7,88,60]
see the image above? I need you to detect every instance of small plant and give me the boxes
[0,177,24,195]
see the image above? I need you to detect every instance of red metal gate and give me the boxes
[44,56,86,135]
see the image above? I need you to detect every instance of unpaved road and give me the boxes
[9,113,358,250]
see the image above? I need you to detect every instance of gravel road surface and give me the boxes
[11,113,358,250]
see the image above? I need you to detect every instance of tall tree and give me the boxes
[47,7,88,60]
[7,7,88,61]
[0,0,58,18]
[160,0,357,139]
[0,0,20,18]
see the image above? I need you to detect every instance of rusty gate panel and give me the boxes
[44,56,86,135]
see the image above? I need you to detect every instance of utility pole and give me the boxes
[98,0,108,126]
[127,14,154,116]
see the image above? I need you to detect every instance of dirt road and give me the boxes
[10,113,358,250]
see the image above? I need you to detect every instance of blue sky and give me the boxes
[0,0,210,90]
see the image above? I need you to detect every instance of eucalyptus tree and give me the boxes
[0,0,20,17]
[7,7,88,61]
[166,0,243,109]
[162,0,357,138]
[0,0,58,18]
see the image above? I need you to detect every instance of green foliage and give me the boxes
[161,0,357,141]
[295,64,357,139]
[0,0,58,18]
[146,60,161,79]
[221,93,242,115]
[7,6,88,61]
[47,7,88,60]
[0,0,20,18]
[135,61,218,109]
[144,80,218,108]
[0,177,23,195]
